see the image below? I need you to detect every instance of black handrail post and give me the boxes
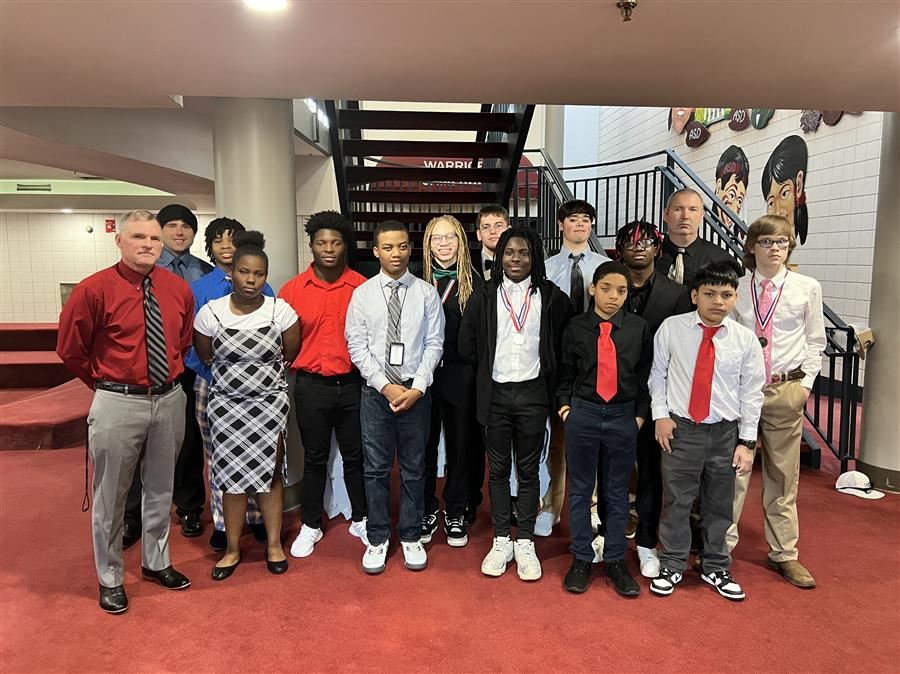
[324,100,351,217]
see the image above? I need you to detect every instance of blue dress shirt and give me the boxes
[184,266,275,381]
[158,248,214,285]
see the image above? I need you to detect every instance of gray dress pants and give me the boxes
[87,386,185,588]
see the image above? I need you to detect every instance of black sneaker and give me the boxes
[701,569,745,601]
[444,514,468,548]
[650,566,684,596]
[605,559,640,597]
[420,509,440,544]
[563,557,592,594]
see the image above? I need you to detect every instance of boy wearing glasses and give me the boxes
[728,215,825,590]
[615,220,692,578]
[538,200,611,537]
[474,204,510,280]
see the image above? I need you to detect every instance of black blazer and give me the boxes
[459,279,574,426]
[637,271,694,335]
[472,249,493,281]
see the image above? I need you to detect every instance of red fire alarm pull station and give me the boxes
[105,219,116,233]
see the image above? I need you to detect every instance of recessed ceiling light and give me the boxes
[244,0,288,11]
[61,208,73,214]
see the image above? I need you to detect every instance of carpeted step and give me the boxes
[0,323,58,351]
[0,379,92,450]
[0,351,73,389]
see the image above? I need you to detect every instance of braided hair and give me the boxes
[422,215,474,311]
[490,227,546,294]
[204,217,245,262]
[614,220,664,260]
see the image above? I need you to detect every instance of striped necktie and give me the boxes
[384,280,403,385]
[569,252,585,313]
[142,275,170,386]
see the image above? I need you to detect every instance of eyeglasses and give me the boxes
[430,233,457,244]
[479,223,509,233]
[756,237,791,249]
[623,238,657,251]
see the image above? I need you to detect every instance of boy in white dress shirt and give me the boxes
[649,261,765,601]
[728,215,826,589]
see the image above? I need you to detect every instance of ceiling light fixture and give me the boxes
[244,0,288,11]
[616,0,637,22]
[61,208,74,214]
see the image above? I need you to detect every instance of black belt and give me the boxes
[95,380,178,396]
[769,368,805,385]
[296,370,361,386]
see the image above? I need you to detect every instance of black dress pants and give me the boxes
[295,371,367,529]
[125,369,204,527]
[483,378,548,540]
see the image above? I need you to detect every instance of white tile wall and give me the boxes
[0,212,310,323]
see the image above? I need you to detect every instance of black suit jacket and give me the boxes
[658,235,743,286]
[459,279,574,426]
[635,271,694,335]
[472,249,493,282]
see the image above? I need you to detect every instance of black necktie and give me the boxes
[142,276,170,386]
[569,253,585,313]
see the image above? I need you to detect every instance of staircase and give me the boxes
[325,102,534,269]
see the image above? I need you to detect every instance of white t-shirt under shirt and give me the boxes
[194,295,298,337]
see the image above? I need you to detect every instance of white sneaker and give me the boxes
[533,510,560,537]
[637,545,660,578]
[361,542,388,574]
[591,534,605,563]
[348,518,369,546]
[514,539,542,581]
[481,536,514,577]
[401,541,428,571]
[289,524,323,558]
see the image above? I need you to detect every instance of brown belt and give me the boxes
[769,368,805,385]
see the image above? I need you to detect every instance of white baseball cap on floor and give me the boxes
[835,471,885,500]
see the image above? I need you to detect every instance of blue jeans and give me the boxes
[566,398,637,562]
[360,385,431,546]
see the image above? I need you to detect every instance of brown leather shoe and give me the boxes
[768,559,816,588]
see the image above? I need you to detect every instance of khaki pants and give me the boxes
[726,380,806,562]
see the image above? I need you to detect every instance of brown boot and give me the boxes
[768,559,816,588]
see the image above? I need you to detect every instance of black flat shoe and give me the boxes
[250,523,267,543]
[122,522,141,550]
[180,512,204,538]
[266,553,288,575]
[141,566,191,590]
[605,559,641,597]
[211,558,241,581]
[98,584,128,614]
[209,530,227,552]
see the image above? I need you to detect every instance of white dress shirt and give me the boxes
[345,269,445,393]
[649,311,766,440]
[733,268,826,390]
[544,244,611,302]
[492,276,542,383]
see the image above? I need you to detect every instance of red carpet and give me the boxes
[1,448,897,673]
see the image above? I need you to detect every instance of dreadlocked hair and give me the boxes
[423,215,474,311]
[204,217,245,261]
[615,220,664,260]
[490,226,546,294]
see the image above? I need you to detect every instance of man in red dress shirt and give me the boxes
[57,210,195,615]
[279,211,369,559]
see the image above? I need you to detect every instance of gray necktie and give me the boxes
[384,281,403,385]
[569,253,585,313]
[669,248,685,285]
[172,257,186,279]
[142,276,170,386]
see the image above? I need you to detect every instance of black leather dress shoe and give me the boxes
[99,585,128,614]
[564,557,592,594]
[266,553,289,575]
[141,566,191,590]
[122,522,141,550]
[209,529,227,552]
[250,523,267,543]
[605,559,641,597]
[180,512,204,538]
[211,558,241,581]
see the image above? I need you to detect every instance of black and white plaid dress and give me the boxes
[207,302,289,494]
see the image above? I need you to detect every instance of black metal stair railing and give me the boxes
[512,149,861,472]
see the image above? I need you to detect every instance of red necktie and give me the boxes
[688,324,722,422]
[596,321,618,402]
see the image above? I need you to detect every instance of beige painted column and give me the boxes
[212,97,303,507]
[858,111,900,492]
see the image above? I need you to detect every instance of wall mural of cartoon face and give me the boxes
[762,135,809,245]
[669,107,695,134]
[714,145,750,232]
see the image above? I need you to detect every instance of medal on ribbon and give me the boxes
[500,284,533,345]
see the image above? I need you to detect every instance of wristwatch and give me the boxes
[737,439,756,450]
